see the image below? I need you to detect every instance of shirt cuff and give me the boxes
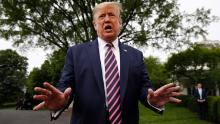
[50,110,62,120]
[147,100,165,111]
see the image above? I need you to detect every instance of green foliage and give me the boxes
[217,99,220,123]
[0,102,16,108]
[0,49,28,104]
[0,0,217,50]
[175,95,189,107]
[26,67,50,93]
[26,49,66,93]
[175,95,220,123]
[47,49,66,83]
[186,96,197,112]
[207,96,219,122]
[144,56,168,88]
[175,95,197,112]
[166,45,220,88]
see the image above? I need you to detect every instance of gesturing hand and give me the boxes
[33,82,72,111]
[147,83,182,108]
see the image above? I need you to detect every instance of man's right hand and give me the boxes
[33,82,72,111]
[197,99,206,103]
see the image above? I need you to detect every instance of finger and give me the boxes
[43,82,61,94]
[34,87,52,96]
[33,95,48,101]
[147,88,155,99]
[164,86,181,95]
[169,97,182,103]
[64,87,72,99]
[169,92,182,97]
[169,86,181,92]
[33,101,45,111]
[154,83,176,95]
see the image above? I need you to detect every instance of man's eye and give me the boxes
[99,15,105,18]
[109,13,115,17]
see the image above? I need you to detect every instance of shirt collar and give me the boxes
[98,37,119,49]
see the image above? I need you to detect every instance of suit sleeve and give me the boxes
[138,52,163,114]
[58,47,75,92]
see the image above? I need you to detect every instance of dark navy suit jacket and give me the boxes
[56,39,161,124]
[194,88,207,100]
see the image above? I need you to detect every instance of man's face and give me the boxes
[197,83,202,88]
[93,5,121,42]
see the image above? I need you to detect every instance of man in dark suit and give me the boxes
[193,83,207,120]
[33,2,181,124]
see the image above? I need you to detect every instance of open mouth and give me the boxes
[104,25,112,32]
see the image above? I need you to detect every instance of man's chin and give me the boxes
[102,36,117,42]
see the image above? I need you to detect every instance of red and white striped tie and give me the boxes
[105,43,122,124]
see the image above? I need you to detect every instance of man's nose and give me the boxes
[104,15,110,21]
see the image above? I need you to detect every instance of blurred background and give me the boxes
[0,0,219,123]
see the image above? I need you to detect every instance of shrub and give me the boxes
[216,98,220,123]
[176,95,189,107]
[207,96,219,122]
[186,96,197,112]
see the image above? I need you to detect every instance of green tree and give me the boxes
[26,65,52,94]
[0,0,217,51]
[165,45,220,89]
[144,56,168,89]
[46,49,66,83]
[0,49,28,104]
[26,49,65,93]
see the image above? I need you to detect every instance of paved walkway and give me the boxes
[0,109,71,124]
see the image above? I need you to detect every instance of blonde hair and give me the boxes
[92,2,122,21]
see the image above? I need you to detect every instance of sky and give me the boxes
[0,0,220,72]
[178,0,220,40]
[144,0,220,60]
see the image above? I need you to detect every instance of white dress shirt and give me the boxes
[198,88,203,99]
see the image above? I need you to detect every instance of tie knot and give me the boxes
[106,43,113,48]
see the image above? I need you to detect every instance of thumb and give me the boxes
[64,87,72,99]
[147,88,154,99]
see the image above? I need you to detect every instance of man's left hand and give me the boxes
[147,83,182,109]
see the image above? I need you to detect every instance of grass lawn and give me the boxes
[139,103,211,124]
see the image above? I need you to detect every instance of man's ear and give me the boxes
[93,21,97,30]
[119,19,122,29]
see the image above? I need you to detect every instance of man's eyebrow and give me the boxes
[99,13,106,17]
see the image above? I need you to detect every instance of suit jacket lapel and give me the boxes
[86,39,105,98]
[119,42,129,104]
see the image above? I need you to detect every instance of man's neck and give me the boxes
[98,37,119,47]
